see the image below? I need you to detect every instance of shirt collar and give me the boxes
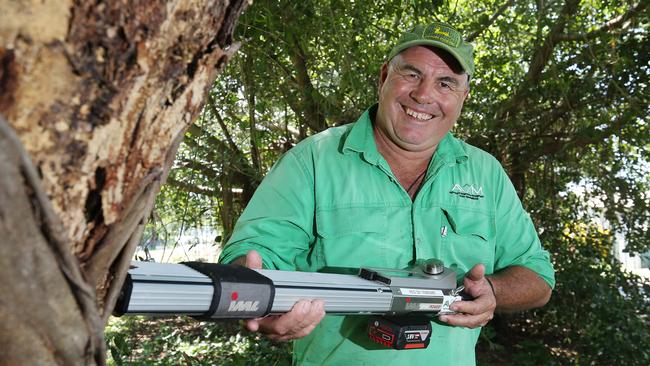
[436,131,469,165]
[342,105,383,165]
[342,104,469,166]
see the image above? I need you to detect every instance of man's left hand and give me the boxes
[439,264,496,328]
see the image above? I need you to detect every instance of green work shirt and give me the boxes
[220,106,555,366]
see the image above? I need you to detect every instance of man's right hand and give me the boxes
[232,250,326,341]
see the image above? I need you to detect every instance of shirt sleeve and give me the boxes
[218,149,315,270]
[493,164,556,289]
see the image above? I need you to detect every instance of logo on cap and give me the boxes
[424,24,461,48]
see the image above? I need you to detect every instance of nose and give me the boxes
[409,79,436,104]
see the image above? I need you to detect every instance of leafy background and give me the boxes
[107,0,650,364]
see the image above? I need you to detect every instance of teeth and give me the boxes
[404,107,432,120]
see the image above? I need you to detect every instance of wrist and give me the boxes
[485,276,497,298]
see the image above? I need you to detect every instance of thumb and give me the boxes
[465,263,486,282]
[245,318,260,332]
[245,250,263,269]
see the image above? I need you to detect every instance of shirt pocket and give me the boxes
[314,206,388,267]
[440,206,495,275]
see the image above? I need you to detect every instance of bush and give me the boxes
[105,316,291,365]
[476,223,650,366]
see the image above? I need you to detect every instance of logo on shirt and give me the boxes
[449,184,484,200]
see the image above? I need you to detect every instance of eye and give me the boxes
[404,72,420,81]
[438,81,458,93]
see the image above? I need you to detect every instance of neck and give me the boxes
[373,127,436,172]
[373,127,436,199]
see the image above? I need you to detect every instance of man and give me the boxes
[219,22,555,365]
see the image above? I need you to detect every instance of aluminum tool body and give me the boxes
[114,259,465,319]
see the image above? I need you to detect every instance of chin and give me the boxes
[395,138,433,152]
[396,129,433,146]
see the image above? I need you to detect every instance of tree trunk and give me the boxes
[0,0,247,364]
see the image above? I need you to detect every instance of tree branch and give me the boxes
[555,1,649,42]
[250,44,300,87]
[526,0,581,84]
[243,52,261,174]
[204,93,242,155]
[167,176,220,197]
[179,158,220,180]
[289,33,329,132]
[524,109,630,164]
[467,0,516,42]
[186,122,241,161]
[495,0,581,124]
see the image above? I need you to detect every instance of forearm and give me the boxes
[487,265,552,313]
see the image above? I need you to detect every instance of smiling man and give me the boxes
[220,22,555,365]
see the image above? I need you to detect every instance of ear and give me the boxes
[462,75,471,100]
[462,86,470,101]
[378,61,389,94]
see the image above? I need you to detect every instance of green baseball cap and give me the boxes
[387,22,475,76]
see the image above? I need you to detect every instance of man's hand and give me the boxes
[233,250,326,341]
[439,264,496,328]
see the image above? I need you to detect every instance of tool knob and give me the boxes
[421,259,444,275]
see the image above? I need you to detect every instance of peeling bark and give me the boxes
[0,115,104,365]
[0,0,247,364]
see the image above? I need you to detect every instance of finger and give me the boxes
[282,300,321,335]
[293,300,325,335]
[449,299,477,315]
[258,300,311,337]
[451,281,497,312]
[245,318,260,332]
[245,250,263,269]
[465,263,486,282]
[463,266,494,299]
[439,311,493,328]
[268,302,323,341]
[262,300,324,340]
[450,295,494,315]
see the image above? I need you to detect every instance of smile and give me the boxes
[403,106,433,121]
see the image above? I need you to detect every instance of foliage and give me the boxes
[499,222,650,365]
[105,316,291,365]
[127,0,650,364]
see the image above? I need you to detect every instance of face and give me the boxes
[375,46,469,153]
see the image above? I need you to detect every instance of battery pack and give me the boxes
[367,316,432,350]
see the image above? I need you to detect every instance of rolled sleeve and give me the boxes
[493,168,556,289]
[219,150,315,270]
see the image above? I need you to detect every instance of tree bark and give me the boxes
[0,0,247,364]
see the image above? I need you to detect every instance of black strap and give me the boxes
[181,261,275,319]
[112,273,133,316]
